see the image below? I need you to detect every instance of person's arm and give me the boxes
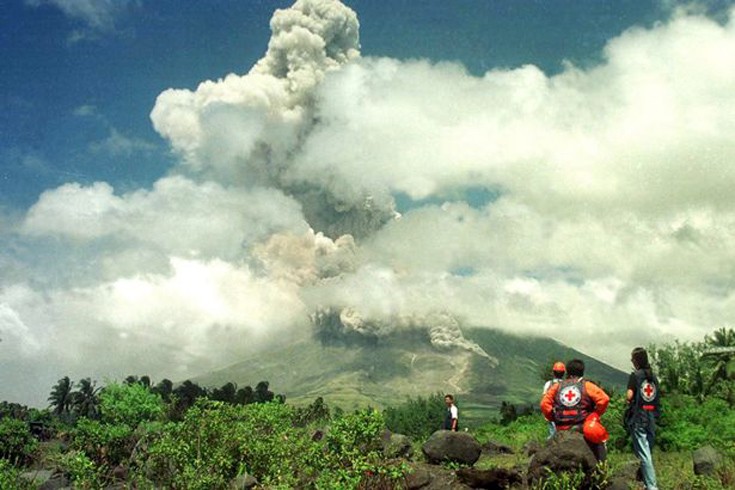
[540,383,558,421]
[626,373,636,403]
[585,382,610,415]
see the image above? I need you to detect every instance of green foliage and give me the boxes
[601,395,629,453]
[657,394,735,453]
[317,408,406,489]
[145,399,311,488]
[70,418,135,467]
[530,467,585,490]
[99,381,164,427]
[56,450,103,489]
[294,396,331,426]
[0,459,34,490]
[383,393,445,440]
[0,418,37,466]
[475,409,546,449]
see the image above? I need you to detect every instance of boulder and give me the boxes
[405,465,433,489]
[38,472,71,490]
[456,467,523,489]
[20,469,55,487]
[422,430,482,465]
[481,440,514,455]
[693,445,723,476]
[230,472,259,489]
[523,440,542,457]
[527,430,598,485]
[382,429,413,459]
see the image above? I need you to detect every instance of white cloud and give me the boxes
[25,0,136,32]
[5,1,735,405]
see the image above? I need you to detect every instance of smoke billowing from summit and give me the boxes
[3,0,735,405]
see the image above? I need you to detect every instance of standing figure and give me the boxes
[626,347,660,490]
[543,361,566,439]
[443,394,459,431]
[540,359,610,461]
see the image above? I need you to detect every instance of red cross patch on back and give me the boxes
[640,380,656,402]
[559,385,582,407]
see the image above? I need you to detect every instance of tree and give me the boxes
[211,382,237,404]
[235,385,254,405]
[152,378,173,402]
[702,327,735,403]
[48,376,74,418]
[254,381,274,403]
[72,378,101,419]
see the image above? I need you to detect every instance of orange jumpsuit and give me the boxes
[540,377,609,430]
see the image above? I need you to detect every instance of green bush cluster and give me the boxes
[0,418,37,466]
[383,393,446,440]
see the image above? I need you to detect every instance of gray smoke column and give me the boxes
[151,0,396,239]
[311,306,498,364]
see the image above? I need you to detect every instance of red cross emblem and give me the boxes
[640,381,656,402]
[559,385,582,407]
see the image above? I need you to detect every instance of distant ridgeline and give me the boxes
[193,326,627,423]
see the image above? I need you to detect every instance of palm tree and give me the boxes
[48,376,74,418]
[702,327,735,403]
[72,378,101,419]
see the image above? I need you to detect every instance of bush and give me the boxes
[70,418,135,468]
[383,393,446,440]
[145,399,312,488]
[0,418,37,466]
[658,395,735,453]
[0,459,34,490]
[99,382,164,427]
[56,450,103,490]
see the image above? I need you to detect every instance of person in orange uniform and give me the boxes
[540,359,610,460]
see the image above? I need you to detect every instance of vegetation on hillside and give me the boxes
[1,328,734,488]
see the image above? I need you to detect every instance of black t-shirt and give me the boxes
[627,372,637,392]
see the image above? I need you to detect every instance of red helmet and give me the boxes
[583,413,609,444]
[552,362,565,373]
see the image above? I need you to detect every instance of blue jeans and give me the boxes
[630,412,658,490]
[547,421,556,439]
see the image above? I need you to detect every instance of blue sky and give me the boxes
[1,0,667,209]
[2,0,735,407]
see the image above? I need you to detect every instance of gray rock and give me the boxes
[422,430,482,466]
[693,445,723,476]
[20,469,54,486]
[481,440,515,455]
[382,429,414,459]
[405,465,433,489]
[527,430,598,485]
[230,472,259,489]
[38,473,71,490]
[456,467,523,489]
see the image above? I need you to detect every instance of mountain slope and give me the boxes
[194,327,627,419]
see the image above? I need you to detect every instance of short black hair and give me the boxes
[566,359,585,377]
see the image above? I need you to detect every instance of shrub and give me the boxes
[70,418,135,468]
[658,395,735,453]
[56,450,103,490]
[0,418,37,466]
[145,399,313,488]
[0,459,34,490]
[99,382,164,427]
[383,393,446,440]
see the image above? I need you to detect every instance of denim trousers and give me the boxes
[630,412,658,490]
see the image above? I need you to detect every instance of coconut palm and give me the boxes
[48,376,74,417]
[72,378,101,419]
[702,327,735,402]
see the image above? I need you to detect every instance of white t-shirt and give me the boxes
[543,377,564,394]
[449,404,458,419]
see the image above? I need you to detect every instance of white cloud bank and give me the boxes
[3,0,735,405]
